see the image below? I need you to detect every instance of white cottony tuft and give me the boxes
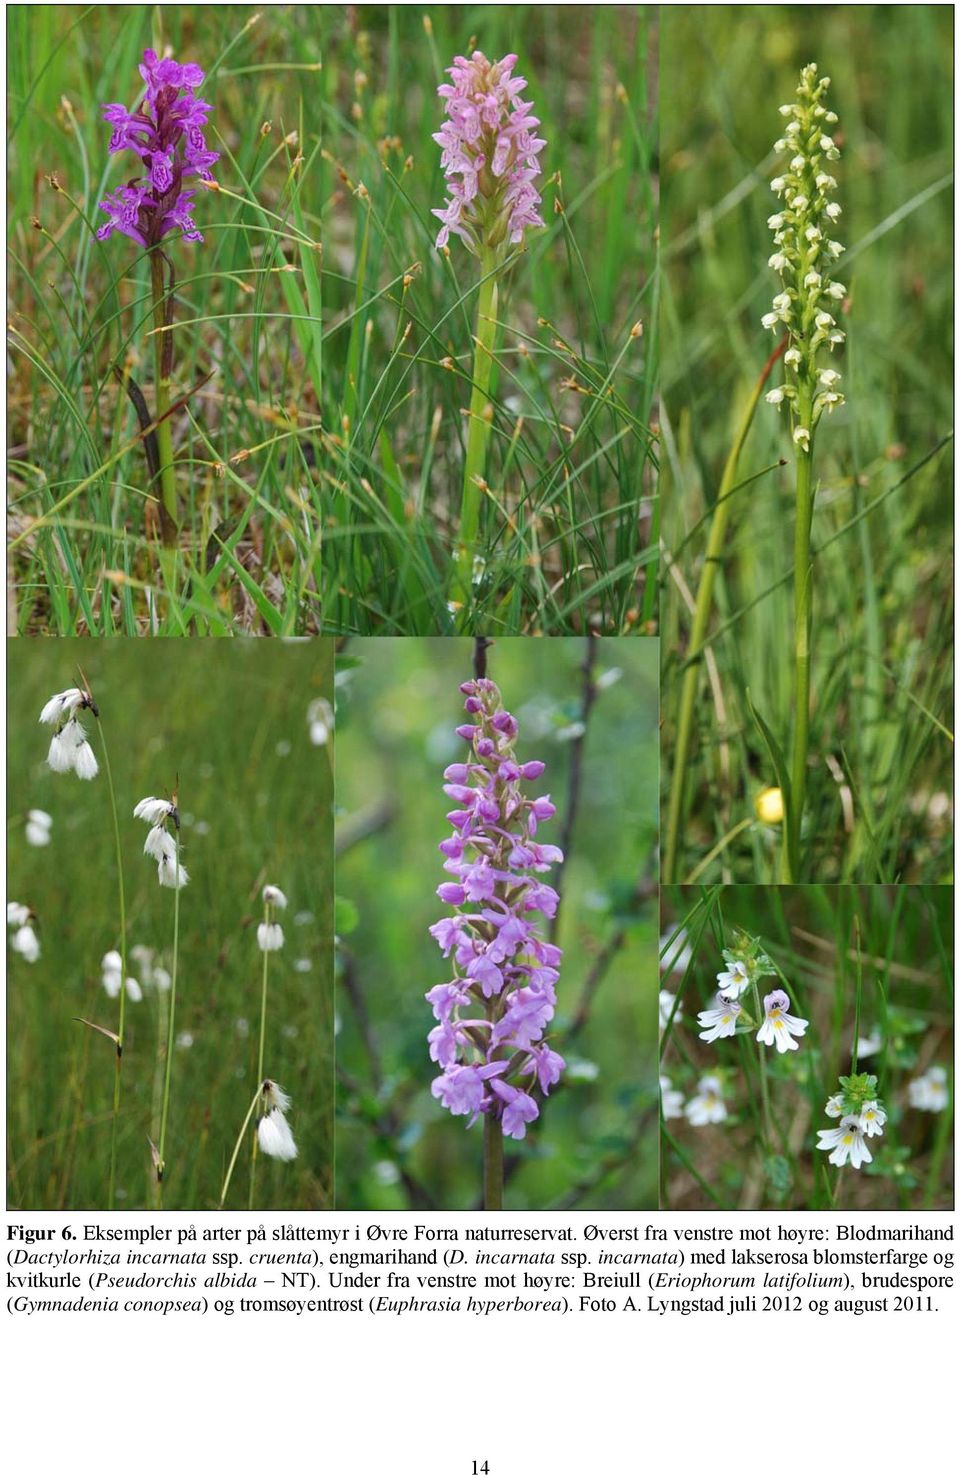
[73,739,99,780]
[262,1080,292,1113]
[39,688,85,726]
[134,797,175,825]
[263,885,288,910]
[158,855,189,890]
[47,731,75,773]
[258,921,285,952]
[11,923,41,963]
[25,809,53,847]
[144,826,176,862]
[7,902,31,928]
[257,1106,298,1161]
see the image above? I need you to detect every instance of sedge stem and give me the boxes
[97,720,127,1212]
[156,827,182,1196]
[248,925,271,1211]
[220,1084,264,1210]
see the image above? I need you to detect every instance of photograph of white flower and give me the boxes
[660,885,953,1211]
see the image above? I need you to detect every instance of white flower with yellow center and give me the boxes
[908,1065,948,1112]
[685,1075,727,1127]
[816,1115,872,1169]
[757,988,808,1053]
[715,959,750,1000]
[697,993,742,1044]
[858,1100,886,1138]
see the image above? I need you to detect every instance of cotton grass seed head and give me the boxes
[135,792,188,889]
[257,1081,297,1161]
[25,809,53,847]
[41,685,100,781]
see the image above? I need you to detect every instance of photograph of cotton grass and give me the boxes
[660,885,953,1211]
[335,635,658,1210]
[6,642,334,1210]
[8,5,657,637]
[659,5,953,883]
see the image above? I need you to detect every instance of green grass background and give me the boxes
[335,635,659,1209]
[661,884,954,1210]
[8,4,657,636]
[660,4,954,882]
[7,640,334,1209]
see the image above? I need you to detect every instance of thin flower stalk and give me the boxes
[763,64,846,879]
[663,341,785,883]
[40,680,129,1208]
[249,885,287,1209]
[133,793,187,1190]
[432,51,545,606]
[220,1080,297,1208]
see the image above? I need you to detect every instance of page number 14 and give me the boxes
[471,1463,490,1473]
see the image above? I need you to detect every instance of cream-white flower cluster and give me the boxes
[763,63,846,449]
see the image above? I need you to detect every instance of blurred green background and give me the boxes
[336,636,659,1209]
[660,5,954,881]
[661,884,954,1210]
[7,640,334,1209]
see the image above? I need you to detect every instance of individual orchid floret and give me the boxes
[660,1075,685,1121]
[40,684,99,780]
[427,676,565,1142]
[684,1074,727,1126]
[256,1079,298,1161]
[908,1065,949,1112]
[95,48,217,249]
[816,1115,872,1169]
[764,63,846,444]
[757,988,809,1053]
[134,791,188,889]
[25,809,53,847]
[432,51,545,256]
[697,992,743,1044]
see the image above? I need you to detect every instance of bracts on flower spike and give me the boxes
[427,677,566,1198]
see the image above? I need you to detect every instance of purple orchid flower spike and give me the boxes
[432,51,545,257]
[96,48,217,248]
[427,677,566,1151]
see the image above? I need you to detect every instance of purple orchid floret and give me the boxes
[96,48,217,249]
[426,677,566,1142]
[432,50,546,256]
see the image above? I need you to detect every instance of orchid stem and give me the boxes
[454,251,499,618]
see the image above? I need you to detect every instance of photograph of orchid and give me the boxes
[8,5,657,636]
[660,884,953,1211]
[335,635,658,1209]
[659,5,953,883]
[6,642,334,1210]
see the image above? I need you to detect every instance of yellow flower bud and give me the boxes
[755,787,785,824]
